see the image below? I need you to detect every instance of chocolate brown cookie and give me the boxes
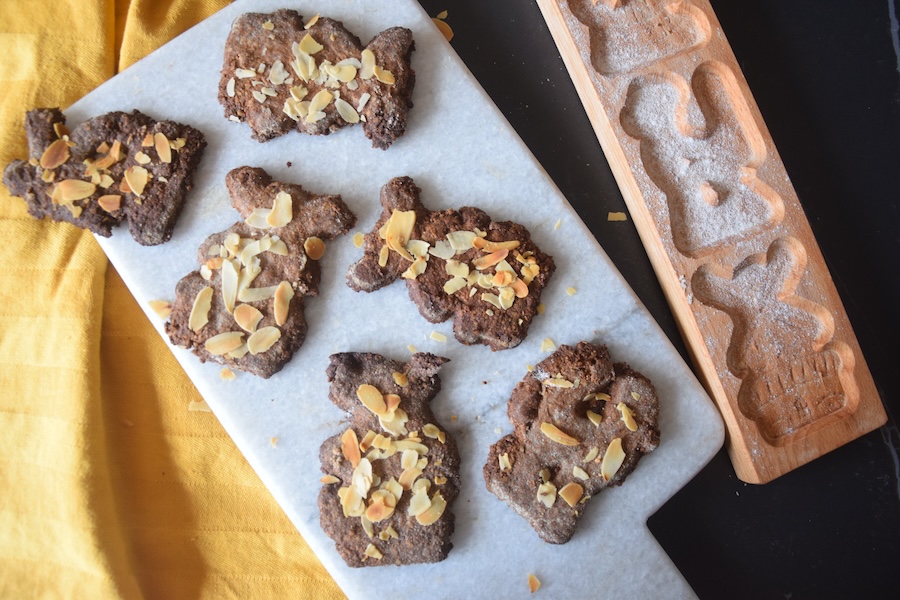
[319,352,460,567]
[3,108,205,245]
[347,177,555,350]
[165,167,356,378]
[484,342,660,544]
[219,9,415,149]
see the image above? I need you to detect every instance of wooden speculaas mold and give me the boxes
[537,0,886,483]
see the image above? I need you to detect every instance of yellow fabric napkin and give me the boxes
[0,1,344,597]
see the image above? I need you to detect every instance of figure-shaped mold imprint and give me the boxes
[567,0,711,75]
[620,62,784,257]
[692,237,859,446]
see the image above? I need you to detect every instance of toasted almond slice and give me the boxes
[363,543,382,560]
[341,428,361,468]
[377,244,390,268]
[499,453,512,471]
[204,331,244,355]
[398,467,422,490]
[226,77,236,97]
[188,399,212,412]
[299,33,323,54]
[472,237,521,252]
[220,367,236,381]
[536,481,557,508]
[303,236,326,260]
[263,191,291,228]
[583,446,600,463]
[134,151,151,165]
[544,377,574,388]
[415,491,446,525]
[141,134,154,146]
[493,270,515,287]
[123,166,148,196]
[153,132,172,163]
[320,474,340,484]
[221,258,239,313]
[304,13,320,29]
[233,303,263,332]
[273,281,294,326]
[53,122,70,138]
[373,65,395,85]
[365,493,395,522]
[473,249,509,270]
[528,573,541,593]
[334,97,360,123]
[245,208,272,229]
[188,286,214,333]
[228,343,249,359]
[247,326,280,354]
[97,194,121,213]
[442,276,467,295]
[540,422,579,446]
[558,482,584,507]
[400,449,418,470]
[510,278,529,298]
[617,402,638,432]
[55,179,96,204]
[601,438,626,481]
[147,299,172,319]
[360,48,376,79]
[238,285,278,303]
[573,466,590,480]
[407,487,432,517]
[401,256,427,280]
[540,338,556,352]
[422,424,441,440]
[357,384,387,416]
[586,410,603,427]
[392,371,408,387]
[384,393,401,413]
[40,139,70,169]
[235,67,257,78]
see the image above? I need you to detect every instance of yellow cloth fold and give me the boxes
[0,1,344,597]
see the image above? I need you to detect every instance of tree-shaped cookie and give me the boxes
[219,9,415,149]
[166,167,356,378]
[620,62,784,257]
[484,342,660,544]
[568,0,711,75]
[3,108,206,245]
[319,352,460,567]
[347,176,555,350]
[692,237,859,445]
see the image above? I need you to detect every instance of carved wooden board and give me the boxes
[537,0,886,483]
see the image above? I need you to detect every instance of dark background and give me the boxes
[415,1,900,598]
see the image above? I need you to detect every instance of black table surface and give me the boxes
[415,1,900,598]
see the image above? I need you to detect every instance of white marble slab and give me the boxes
[70,0,724,597]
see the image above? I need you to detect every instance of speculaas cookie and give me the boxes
[319,351,460,567]
[219,9,415,149]
[484,342,660,544]
[346,176,555,351]
[3,108,206,245]
[165,166,356,378]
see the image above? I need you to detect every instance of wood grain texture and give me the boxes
[536,0,885,483]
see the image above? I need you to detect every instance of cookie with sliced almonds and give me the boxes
[219,9,415,149]
[484,342,660,544]
[2,107,206,245]
[347,176,555,350]
[165,167,356,378]
[319,352,460,567]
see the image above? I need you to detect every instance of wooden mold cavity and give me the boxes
[567,0,712,76]
[692,237,860,446]
[619,62,785,258]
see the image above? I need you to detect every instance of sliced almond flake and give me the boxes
[299,33,323,54]
[220,258,239,313]
[498,453,512,471]
[601,438,626,481]
[271,281,293,326]
[233,303,263,333]
[170,137,186,150]
[321,474,340,484]
[123,166,148,196]
[251,90,267,103]
[154,132,172,163]
[407,487,432,516]
[298,238,327,263]
[268,59,288,85]
[509,278,529,299]
[40,139,70,169]
[64,203,83,218]
[472,237,521,252]
[498,287,515,310]
[554,218,562,229]
[363,543,382,560]
[235,67,257,78]
[377,244,390,268]
[586,410,603,427]
[446,230,476,251]
[266,239,288,256]
[366,492,395,522]
[356,92,371,113]
[544,377,574,388]
[341,428,361,468]
[384,393,401,413]
[540,422,580,446]
[189,286,214,333]
[247,326,280,355]
[238,285,278,303]
[401,256,427,280]
[381,209,416,260]
[228,343,250,359]
[442,276,467,295]
[357,384,387,416]
[134,151,151,165]
[400,449,419,470]
[474,248,509,270]
[379,408,408,437]
[583,446,600,463]
[492,270,515,287]
[358,430,377,453]
[373,65,395,85]
[225,77,236,97]
[199,265,212,281]
[228,115,241,123]
[303,13,320,29]
[188,399,212,412]
[445,259,469,278]
[528,573,541,594]
[573,466,590,480]
[244,207,272,228]
[559,481,584,507]
[536,481,557,508]
[204,331,244,355]
[98,174,114,189]
[398,467,423,490]
[220,367,236,381]
[429,331,447,343]
[360,48,376,79]
[261,86,277,97]
[379,525,399,541]
[522,263,540,285]
[147,299,172,319]
[40,169,55,183]
[540,337,556,352]
[54,179,96,204]
[392,371,408,387]
[415,491,446,525]
[406,239,430,259]
[617,402,639,432]
[428,239,455,260]
[481,293,503,310]
[53,122,70,138]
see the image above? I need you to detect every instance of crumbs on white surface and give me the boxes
[220,367,236,381]
[566,287,576,296]
[537,302,545,315]
[188,399,212,412]
[528,573,541,593]
[147,299,172,318]
[541,338,556,352]
[407,344,417,353]
[270,437,279,448]
[553,218,561,230]
[430,331,447,342]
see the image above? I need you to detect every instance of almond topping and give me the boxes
[320,475,340,484]
[499,453,512,471]
[365,491,395,522]
[53,122,70,138]
[422,424,441,440]
[392,371,408,387]
[536,481,557,508]
[233,303,263,332]
[407,487,432,517]
[384,393,401,413]
[540,422,579,446]
[373,65,395,85]
[220,368,236,381]
[573,466,589,480]
[583,446,600,463]
[363,543,382,560]
[226,77,236,97]
[304,14,319,29]
[304,236,325,260]
[134,151,151,165]
[273,281,293,326]
[54,179,96,204]
[123,166,148,196]
[600,438,626,481]
[267,191,293,227]
[357,384,387,416]
[298,33,323,54]
[341,429,361,468]
[528,573,541,593]
[540,338,556,352]
[359,430,377,453]
[247,326,280,354]
[97,194,121,212]
[617,402,638,432]
[154,132,172,163]
[558,482,584,507]
[472,237,521,252]
[335,98,360,123]
[415,492,446,525]
[221,258,239,314]
[544,377,574,388]
[360,48,376,79]
[473,249,509,270]
[40,139,70,169]
[586,410,603,427]
[204,331,244,355]
[189,286,214,332]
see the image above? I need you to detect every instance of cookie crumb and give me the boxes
[188,399,212,412]
[270,437,279,448]
[528,573,541,593]
[220,367,236,381]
